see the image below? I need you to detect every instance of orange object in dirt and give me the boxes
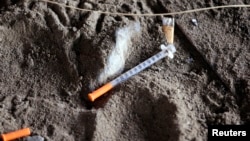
[162,17,175,44]
[88,83,114,102]
[162,25,174,44]
[1,128,31,141]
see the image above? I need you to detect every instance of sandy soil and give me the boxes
[0,0,249,141]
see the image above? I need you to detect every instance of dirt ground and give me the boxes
[0,0,249,141]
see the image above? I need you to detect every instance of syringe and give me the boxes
[88,44,176,102]
[88,17,175,102]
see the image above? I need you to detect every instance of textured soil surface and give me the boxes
[0,0,249,141]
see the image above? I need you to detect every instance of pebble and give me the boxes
[26,136,44,141]
[83,2,93,9]
[12,95,22,105]
[27,56,34,67]
[191,19,198,26]
[72,27,77,32]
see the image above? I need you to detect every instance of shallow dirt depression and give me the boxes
[0,0,249,141]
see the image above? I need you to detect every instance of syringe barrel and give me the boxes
[111,49,169,86]
[88,47,173,102]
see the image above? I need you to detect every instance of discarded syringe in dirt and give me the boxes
[88,17,175,102]
[88,45,176,102]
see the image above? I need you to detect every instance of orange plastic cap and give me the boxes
[1,128,31,141]
[88,83,113,102]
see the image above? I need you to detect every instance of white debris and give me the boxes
[83,2,93,9]
[72,27,77,32]
[97,22,141,85]
[191,19,198,26]
[26,136,44,141]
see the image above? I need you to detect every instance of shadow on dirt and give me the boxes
[92,85,180,141]
[132,88,180,141]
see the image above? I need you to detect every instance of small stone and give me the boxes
[12,95,22,105]
[72,27,77,32]
[191,19,198,26]
[26,136,44,141]
[83,2,93,9]
[27,56,34,67]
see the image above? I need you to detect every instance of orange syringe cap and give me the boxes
[88,83,113,102]
[1,128,31,141]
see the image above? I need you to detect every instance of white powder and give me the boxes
[97,22,141,86]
